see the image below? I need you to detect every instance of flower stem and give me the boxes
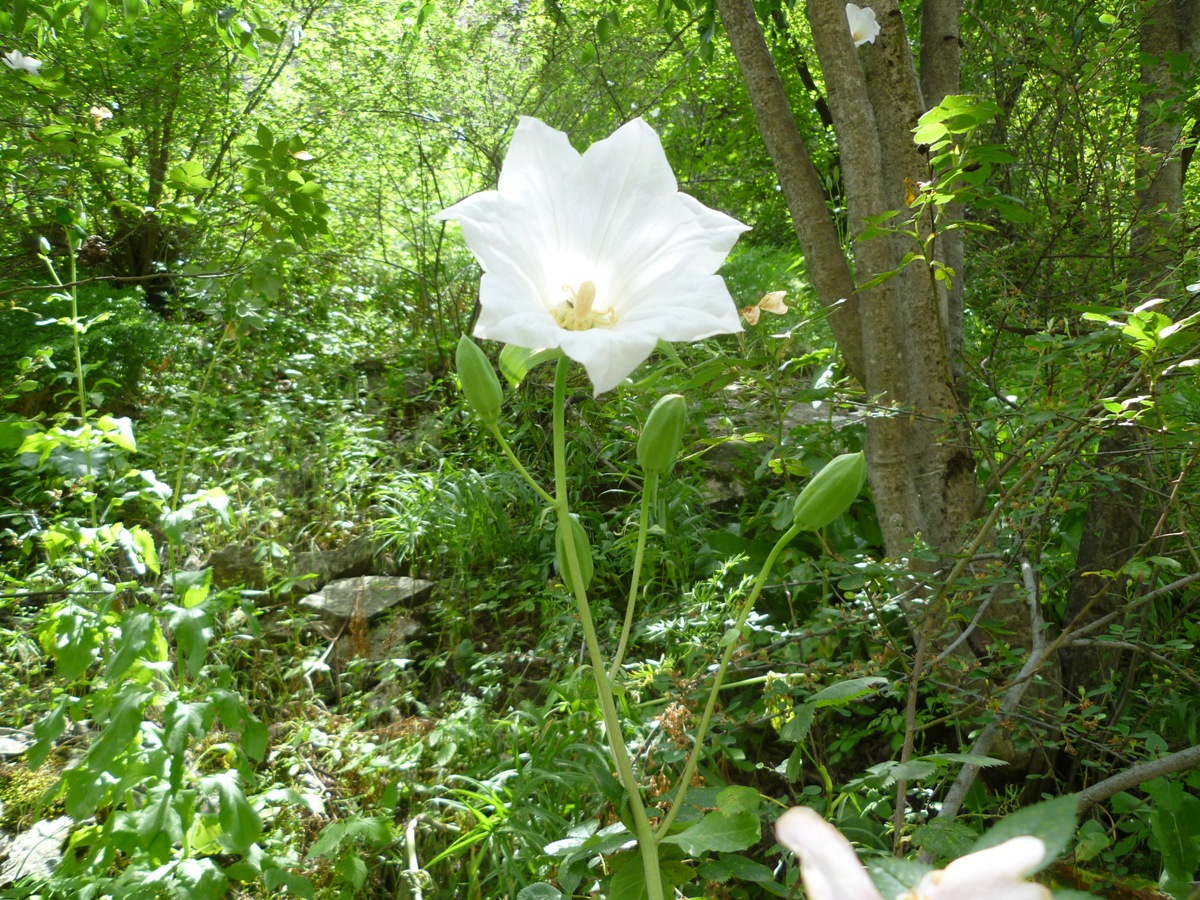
[551,356,663,900]
[487,422,555,506]
[656,521,805,836]
[609,472,655,681]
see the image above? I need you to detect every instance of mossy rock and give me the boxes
[0,761,63,831]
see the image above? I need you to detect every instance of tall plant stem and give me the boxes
[165,325,231,572]
[609,474,655,680]
[656,521,804,836]
[551,357,663,900]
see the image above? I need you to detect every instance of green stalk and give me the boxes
[487,422,555,506]
[656,521,804,836]
[609,473,655,680]
[551,357,663,900]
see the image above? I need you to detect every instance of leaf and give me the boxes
[716,785,760,817]
[810,676,888,708]
[83,0,108,38]
[660,811,760,855]
[918,752,1007,768]
[163,602,214,678]
[242,715,268,761]
[868,856,931,897]
[971,794,1076,867]
[498,344,561,386]
[516,886,563,900]
[105,606,157,679]
[203,770,262,853]
[911,819,978,861]
[173,858,229,900]
[1146,778,1200,898]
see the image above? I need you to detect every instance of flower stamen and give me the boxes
[554,280,616,332]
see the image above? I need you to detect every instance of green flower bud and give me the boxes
[637,393,687,476]
[456,335,503,422]
[555,514,594,591]
[792,451,866,531]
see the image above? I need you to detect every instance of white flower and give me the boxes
[436,117,748,395]
[775,806,1053,900]
[3,49,42,75]
[845,3,881,47]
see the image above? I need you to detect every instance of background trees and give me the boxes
[2,0,1199,897]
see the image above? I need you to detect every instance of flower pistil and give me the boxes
[553,280,615,332]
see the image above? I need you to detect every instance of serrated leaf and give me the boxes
[868,856,931,897]
[972,794,1075,867]
[810,676,888,708]
[716,785,760,817]
[911,819,978,861]
[918,752,1007,768]
[516,885,563,900]
[661,810,760,855]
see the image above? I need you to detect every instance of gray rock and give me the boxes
[0,729,34,758]
[0,816,73,885]
[300,576,433,620]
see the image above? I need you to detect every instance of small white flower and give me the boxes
[845,3,881,47]
[775,806,1053,900]
[436,117,748,395]
[3,49,42,75]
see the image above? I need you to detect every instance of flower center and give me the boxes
[552,280,616,332]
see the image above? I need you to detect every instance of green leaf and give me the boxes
[1146,778,1200,898]
[661,810,760,855]
[972,794,1076,867]
[164,602,214,677]
[174,858,229,900]
[810,676,888,708]
[516,886,563,900]
[242,715,268,761]
[868,856,931,898]
[203,769,261,853]
[911,819,978,861]
[105,606,157,679]
[715,786,760,817]
[498,343,561,386]
[82,0,108,39]
[918,752,1008,768]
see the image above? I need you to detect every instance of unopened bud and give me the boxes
[792,451,866,531]
[555,514,594,591]
[637,394,687,476]
[456,335,503,422]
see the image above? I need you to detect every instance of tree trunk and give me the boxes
[718,0,978,572]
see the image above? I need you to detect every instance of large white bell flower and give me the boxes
[775,807,1052,900]
[3,49,42,75]
[436,117,748,395]
[845,3,881,47]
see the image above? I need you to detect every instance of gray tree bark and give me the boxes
[718,0,978,571]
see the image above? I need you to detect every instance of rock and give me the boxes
[300,576,433,620]
[0,816,72,885]
[0,729,34,758]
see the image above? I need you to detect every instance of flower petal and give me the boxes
[437,117,747,394]
[775,807,884,900]
[918,836,1051,900]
